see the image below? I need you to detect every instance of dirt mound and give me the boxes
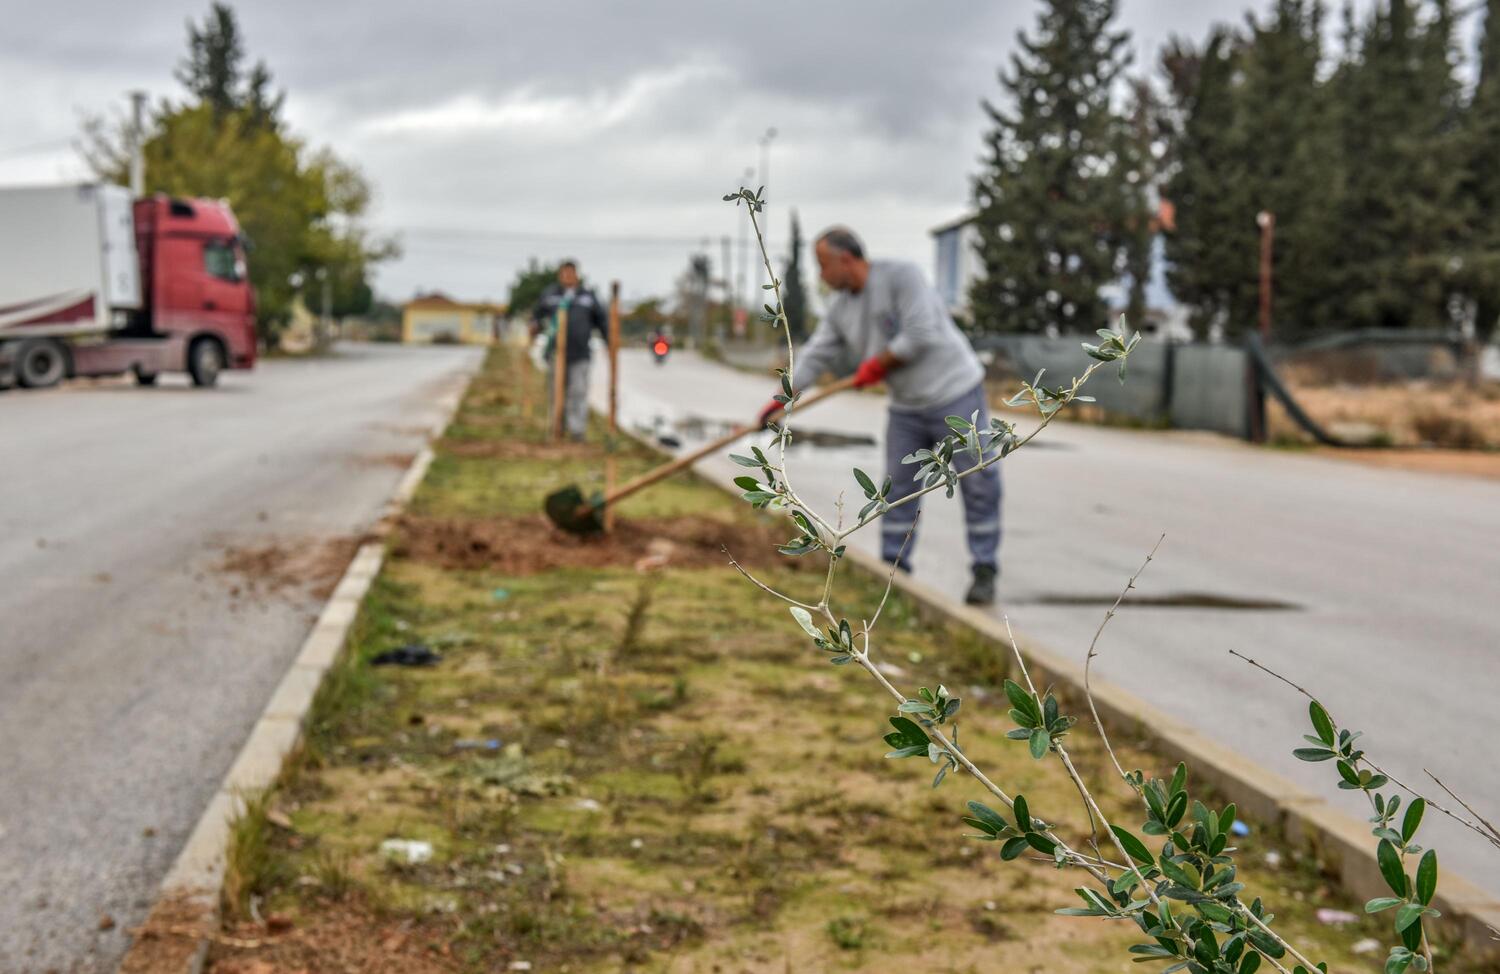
[349,451,417,469]
[217,536,363,600]
[394,513,796,574]
[442,438,597,461]
[206,903,458,973]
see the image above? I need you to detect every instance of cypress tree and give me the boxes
[782,211,810,342]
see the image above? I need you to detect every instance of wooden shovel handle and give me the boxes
[550,307,569,441]
[603,374,859,506]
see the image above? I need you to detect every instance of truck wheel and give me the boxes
[15,339,67,389]
[188,338,224,388]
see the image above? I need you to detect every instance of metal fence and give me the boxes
[975,335,1253,438]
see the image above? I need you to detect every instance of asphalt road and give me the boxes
[0,342,482,974]
[593,348,1500,897]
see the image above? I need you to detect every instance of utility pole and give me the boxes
[1257,210,1275,340]
[128,91,147,197]
[317,266,331,350]
[720,235,732,342]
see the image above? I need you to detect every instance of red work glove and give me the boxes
[756,398,783,428]
[852,355,889,388]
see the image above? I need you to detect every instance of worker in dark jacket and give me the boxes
[530,260,607,440]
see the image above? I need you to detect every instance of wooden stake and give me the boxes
[518,336,531,423]
[550,306,569,442]
[605,281,621,531]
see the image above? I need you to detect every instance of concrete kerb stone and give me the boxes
[613,420,1500,956]
[260,663,328,722]
[314,595,360,631]
[118,362,479,973]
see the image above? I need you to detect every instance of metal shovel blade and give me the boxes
[544,484,604,535]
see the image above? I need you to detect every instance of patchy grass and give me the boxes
[1268,377,1500,451]
[205,347,1459,974]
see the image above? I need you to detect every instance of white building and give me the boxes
[931,204,1192,340]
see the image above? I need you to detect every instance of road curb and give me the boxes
[616,421,1500,955]
[118,363,474,973]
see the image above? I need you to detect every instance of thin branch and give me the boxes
[1000,617,1177,926]
[832,358,1115,545]
[1239,910,1323,974]
[1231,649,1500,851]
[851,630,1114,888]
[724,552,819,612]
[1084,535,1165,784]
[1002,616,1040,699]
[1426,770,1500,848]
[722,186,1331,974]
[863,513,919,636]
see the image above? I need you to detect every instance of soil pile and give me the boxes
[394,513,796,574]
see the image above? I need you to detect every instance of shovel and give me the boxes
[545,374,858,535]
[549,307,569,441]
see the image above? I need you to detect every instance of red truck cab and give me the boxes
[128,195,258,377]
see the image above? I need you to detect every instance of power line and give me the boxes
[0,137,75,162]
[386,224,712,248]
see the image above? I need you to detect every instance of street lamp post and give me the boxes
[1257,210,1275,340]
[737,165,754,336]
[758,127,777,291]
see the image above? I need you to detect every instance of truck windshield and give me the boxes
[204,241,243,282]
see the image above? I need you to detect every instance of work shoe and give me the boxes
[965,565,998,605]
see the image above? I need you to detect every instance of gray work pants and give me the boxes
[547,357,591,439]
[880,383,1003,572]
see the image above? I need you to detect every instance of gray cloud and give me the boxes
[0,0,1403,306]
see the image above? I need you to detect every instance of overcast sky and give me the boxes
[0,0,1474,309]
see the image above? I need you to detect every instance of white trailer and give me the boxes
[0,183,142,339]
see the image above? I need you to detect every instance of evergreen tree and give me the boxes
[175,3,282,127]
[1235,0,1337,337]
[176,3,243,117]
[1162,29,1248,335]
[781,211,809,342]
[970,0,1137,334]
[1162,2,1334,338]
[1463,0,1500,345]
[1118,79,1164,328]
[507,259,561,317]
[1329,0,1468,330]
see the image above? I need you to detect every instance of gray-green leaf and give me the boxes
[789,606,821,640]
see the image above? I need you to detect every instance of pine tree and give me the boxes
[1235,0,1338,337]
[781,211,810,342]
[1162,29,1250,335]
[1330,0,1468,330]
[970,0,1137,334]
[176,4,283,128]
[1464,0,1500,345]
[1162,2,1335,338]
[1118,79,1164,329]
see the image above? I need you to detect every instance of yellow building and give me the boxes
[401,293,508,345]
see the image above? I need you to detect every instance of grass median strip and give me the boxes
[205,347,1388,973]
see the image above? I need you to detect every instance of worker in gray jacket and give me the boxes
[755,226,1001,605]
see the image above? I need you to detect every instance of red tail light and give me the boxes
[653,341,669,355]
